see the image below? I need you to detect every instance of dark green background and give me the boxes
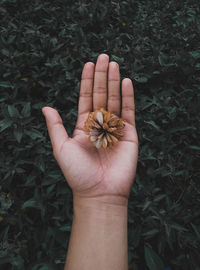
[0,0,200,269]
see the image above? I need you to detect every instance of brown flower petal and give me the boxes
[90,135,98,142]
[90,119,101,129]
[104,111,111,123]
[96,111,104,125]
[89,130,99,136]
[109,134,119,144]
[95,139,102,149]
[107,127,117,133]
[98,133,104,140]
[102,136,108,149]
[106,133,113,144]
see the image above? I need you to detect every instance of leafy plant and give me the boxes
[0,0,200,269]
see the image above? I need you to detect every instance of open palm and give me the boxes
[42,54,138,202]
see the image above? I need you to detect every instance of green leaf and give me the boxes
[128,226,141,248]
[0,119,12,132]
[158,53,176,67]
[31,263,55,270]
[169,126,196,133]
[65,71,72,80]
[46,184,56,194]
[195,62,200,69]
[21,198,40,209]
[171,223,188,232]
[143,229,160,237]
[24,172,37,187]
[111,55,124,64]
[144,120,162,132]
[47,226,67,248]
[0,81,12,88]
[48,170,62,179]
[191,50,200,59]
[25,129,43,139]
[42,177,61,186]
[35,156,45,173]
[8,105,20,118]
[9,255,25,270]
[144,245,164,270]
[14,126,23,143]
[134,74,148,83]
[154,194,166,202]
[1,48,9,56]
[21,102,31,117]
[143,200,152,211]
[0,97,8,102]
[59,224,71,232]
[191,223,200,241]
[188,145,200,151]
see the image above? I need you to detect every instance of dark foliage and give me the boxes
[0,0,200,269]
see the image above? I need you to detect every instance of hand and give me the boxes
[42,54,138,205]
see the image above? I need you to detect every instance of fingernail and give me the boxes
[85,62,94,68]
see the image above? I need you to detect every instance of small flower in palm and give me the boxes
[83,108,125,149]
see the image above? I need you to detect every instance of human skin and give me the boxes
[42,53,138,270]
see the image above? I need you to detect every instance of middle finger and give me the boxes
[93,54,109,111]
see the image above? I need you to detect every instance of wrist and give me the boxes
[67,193,128,270]
[73,193,128,221]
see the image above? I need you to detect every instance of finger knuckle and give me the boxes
[108,94,120,101]
[80,91,92,98]
[123,105,135,112]
[93,85,107,93]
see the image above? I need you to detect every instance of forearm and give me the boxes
[64,194,128,270]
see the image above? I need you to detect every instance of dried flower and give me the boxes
[83,108,125,149]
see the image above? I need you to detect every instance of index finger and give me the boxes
[78,62,95,116]
[75,62,95,132]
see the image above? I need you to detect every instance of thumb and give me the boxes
[42,107,69,158]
